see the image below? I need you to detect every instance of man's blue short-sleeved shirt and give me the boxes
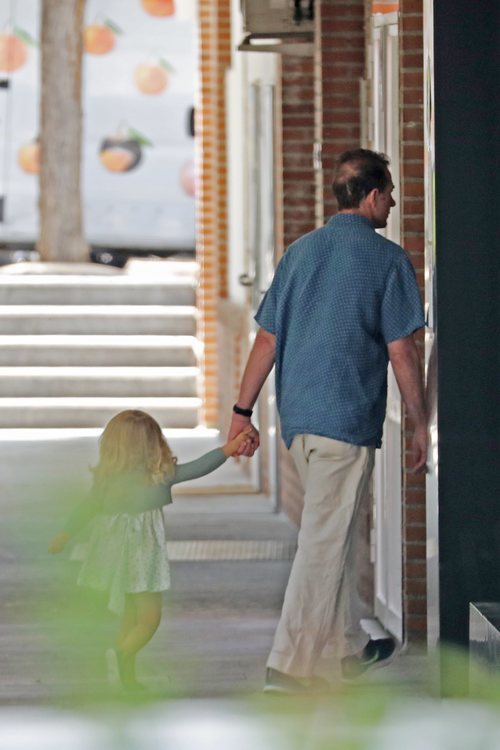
[255,213,425,449]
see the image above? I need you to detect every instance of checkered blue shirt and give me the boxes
[255,213,425,448]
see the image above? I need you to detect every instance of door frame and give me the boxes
[248,80,279,505]
[370,12,404,642]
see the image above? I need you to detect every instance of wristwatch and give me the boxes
[232,403,253,417]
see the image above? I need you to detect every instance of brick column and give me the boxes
[197,0,231,426]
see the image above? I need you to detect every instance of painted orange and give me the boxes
[372,2,399,12]
[135,63,169,94]
[18,141,40,174]
[141,0,175,17]
[0,33,28,72]
[180,160,195,197]
[100,148,133,172]
[84,24,115,55]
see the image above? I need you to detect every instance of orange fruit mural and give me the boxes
[134,59,174,94]
[0,28,35,73]
[99,128,153,173]
[141,0,175,17]
[18,140,40,174]
[84,20,122,55]
[180,160,195,197]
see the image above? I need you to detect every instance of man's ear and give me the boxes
[366,187,379,206]
[361,188,378,218]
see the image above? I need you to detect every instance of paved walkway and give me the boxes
[0,432,444,750]
[0,432,294,705]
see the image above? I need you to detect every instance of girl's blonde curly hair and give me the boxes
[92,410,177,485]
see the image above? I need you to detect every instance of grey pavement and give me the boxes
[0,433,294,706]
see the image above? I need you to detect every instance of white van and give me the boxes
[0,0,196,255]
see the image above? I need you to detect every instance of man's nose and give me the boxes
[390,196,396,207]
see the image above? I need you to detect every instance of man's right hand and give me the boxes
[411,423,428,474]
[228,413,260,456]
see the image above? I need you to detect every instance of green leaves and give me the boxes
[12,26,38,47]
[159,58,176,73]
[104,19,124,35]
[127,127,153,147]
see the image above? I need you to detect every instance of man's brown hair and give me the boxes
[332,149,390,210]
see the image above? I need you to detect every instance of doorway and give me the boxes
[248,80,279,506]
[370,12,403,641]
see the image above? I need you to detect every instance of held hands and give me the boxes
[48,531,71,554]
[227,414,260,457]
[223,424,257,458]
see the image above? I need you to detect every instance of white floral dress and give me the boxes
[77,508,170,615]
[64,448,227,614]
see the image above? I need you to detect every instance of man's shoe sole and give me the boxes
[263,683,297,695]
[341,643,399,682]
[263,680,330,695]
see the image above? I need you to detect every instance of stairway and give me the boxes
[0,260,202,429]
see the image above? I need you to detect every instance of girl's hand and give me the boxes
[48,531,71,554]
[223,427,254,457]
[227,414,260,456]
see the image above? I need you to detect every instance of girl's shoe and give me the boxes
[123,680,148,694]
[106,647,146,691]
[105,648,121,687]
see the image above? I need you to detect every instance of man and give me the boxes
[228,149,427,693]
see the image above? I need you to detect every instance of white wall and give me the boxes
[226,0,279,306]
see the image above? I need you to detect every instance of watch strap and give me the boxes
[233,403,253,418]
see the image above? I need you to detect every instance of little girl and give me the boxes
[48,409,251,690]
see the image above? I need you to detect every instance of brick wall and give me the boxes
[281,55,316,250]
[197,0,231,427]
[316,0,366,219]
[399,0,427,642]
[276,53,316,522]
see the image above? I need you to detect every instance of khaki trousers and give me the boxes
[267,434,375,677]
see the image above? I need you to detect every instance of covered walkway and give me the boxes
[0,432,428,705]
[3,435,498,748]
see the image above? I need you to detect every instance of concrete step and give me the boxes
[0,335,199,366]
[0,367,199,397]
[125,259,198,278]
[0,306,198,335]
[0,276,196,306]
[0,397,201,428]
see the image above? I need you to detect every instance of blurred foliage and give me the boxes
[3,475,500,742]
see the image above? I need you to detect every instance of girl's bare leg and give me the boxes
[115,595,139,686]
[118,595,137,643]
[117,592,162,686]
